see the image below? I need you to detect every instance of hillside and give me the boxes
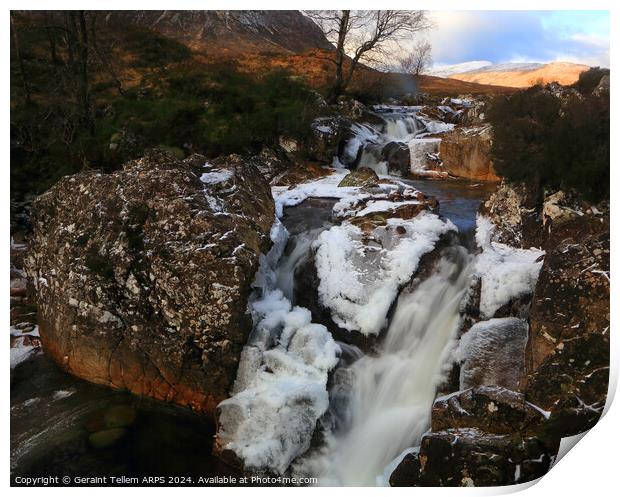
[100,10,333,54]
[448,61,589,88]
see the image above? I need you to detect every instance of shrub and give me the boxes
[572,67,610,95]
[488,85,609,202]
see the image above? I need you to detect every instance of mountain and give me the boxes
[429,61,493,78]
[434,61,589,88]
[101,10,333,54]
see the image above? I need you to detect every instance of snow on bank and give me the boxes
[475,215,544,318]
[271,172,353,217]
[314,212,456,336]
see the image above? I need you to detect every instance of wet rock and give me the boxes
[439,126,499,181]
[389,451,422,486]
[337,167,379,187]
[381,141,411,176]
[26,149,274,415]
[396,429,556,486]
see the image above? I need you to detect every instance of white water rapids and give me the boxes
[297,248,473,486]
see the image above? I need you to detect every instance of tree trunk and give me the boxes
[328,10,350,103]
[45,12,59,65]
[74,11,93,133]
[10,13,31,105]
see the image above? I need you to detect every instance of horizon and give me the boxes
[418,10,609,70]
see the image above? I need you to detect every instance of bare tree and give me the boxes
[399,40,432,77]
[10,12,31,105]
[308,10,431,101]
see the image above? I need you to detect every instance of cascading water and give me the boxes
[383,115,424,141]
[347,109,433,176]
[299,247,473,486]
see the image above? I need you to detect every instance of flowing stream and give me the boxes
[311,249,472,486]
[11,177,493,484]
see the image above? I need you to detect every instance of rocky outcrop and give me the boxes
[523,204,609,435]
[26,149,275,416]
[390,386,556,487]
[439,126,499,181]
[392,180,609,487]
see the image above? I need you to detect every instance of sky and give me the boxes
[426,11,610,68]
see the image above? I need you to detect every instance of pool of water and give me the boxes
[11,354,239,485]
[402,178,497,235]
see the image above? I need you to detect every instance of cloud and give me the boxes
[422,10,609,68]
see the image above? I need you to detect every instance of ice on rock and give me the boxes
[313,212,456,336]
[217,289,340,474]
[475,215,544,318]
[217,204,340,474]
[457,317,529,390]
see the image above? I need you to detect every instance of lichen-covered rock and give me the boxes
[478,181,543,248]
[439,126,499,181]
[390,429,556,487]
[523,208,609,435]
[26,149,275,415]
[337,167,379,188]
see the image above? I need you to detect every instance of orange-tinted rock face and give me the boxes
[439,126,499,182]
[26,149,275,416]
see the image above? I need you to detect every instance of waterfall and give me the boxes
[303,247,473,486]
[383,115,424,141]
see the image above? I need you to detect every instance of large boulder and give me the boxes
[26,149,275,416]
[439,126,499,181]
[307,116,353,164]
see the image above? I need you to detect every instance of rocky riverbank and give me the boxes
[389,182,610,486]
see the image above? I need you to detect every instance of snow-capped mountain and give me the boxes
[429,61,589,87]
[428,61,493,78]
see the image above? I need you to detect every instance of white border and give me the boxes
[3,1,616,495]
